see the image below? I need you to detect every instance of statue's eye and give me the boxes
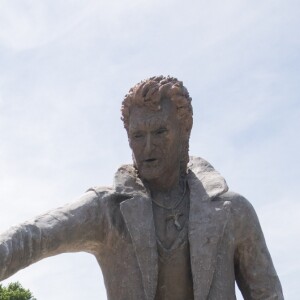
[155,127,167,135]
[133,133,143,139]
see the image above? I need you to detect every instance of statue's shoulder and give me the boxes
[216,190,260,233]
[85,185,132,205]
[217,190,255,213]
[86,185,114,197]
[79,163,142,208]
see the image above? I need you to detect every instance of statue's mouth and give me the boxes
[144,158,157,163]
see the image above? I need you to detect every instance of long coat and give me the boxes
[0,157,283,299]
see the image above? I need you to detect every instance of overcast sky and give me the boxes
[0,1,299,299]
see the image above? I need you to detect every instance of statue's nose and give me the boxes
[145,133,153,155]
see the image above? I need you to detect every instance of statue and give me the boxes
[0,76,283,299]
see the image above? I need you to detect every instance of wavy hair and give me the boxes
[121,75,193,173]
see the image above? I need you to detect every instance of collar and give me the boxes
[113,156,228,199]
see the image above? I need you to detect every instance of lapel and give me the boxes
[114,157,229,300]
[187,157,229,300]
[115,166,158,300]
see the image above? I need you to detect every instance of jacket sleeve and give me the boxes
[233,194,284,299]
[0,188,111,281]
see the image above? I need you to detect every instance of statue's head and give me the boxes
[121,75,193,182]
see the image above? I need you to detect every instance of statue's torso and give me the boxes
[153,186,194,299]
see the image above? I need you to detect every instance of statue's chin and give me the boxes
[137,164,162,183]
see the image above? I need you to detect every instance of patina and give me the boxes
[0,76,284,299]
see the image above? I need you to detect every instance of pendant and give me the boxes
[166,210,184,230]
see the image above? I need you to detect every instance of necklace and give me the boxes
[151,180,187,231]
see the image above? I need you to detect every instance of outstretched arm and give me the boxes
[233,195,284,299]
[0,188,110,281]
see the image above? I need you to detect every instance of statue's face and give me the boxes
[128,99,182,184]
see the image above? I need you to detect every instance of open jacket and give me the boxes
[0,157,283,299]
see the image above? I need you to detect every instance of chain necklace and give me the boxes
[151,180,187,231]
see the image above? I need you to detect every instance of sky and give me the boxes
[0,0,299,299]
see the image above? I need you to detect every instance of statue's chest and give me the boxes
[154,224,194,300]
[152,190,190,248]
[152,192,194,299]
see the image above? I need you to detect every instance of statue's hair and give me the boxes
[121,75,193,173]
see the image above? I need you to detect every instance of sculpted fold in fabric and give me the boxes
[0,157,283,299]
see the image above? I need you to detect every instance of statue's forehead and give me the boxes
[128,101,176,129]
[130,106,166,120]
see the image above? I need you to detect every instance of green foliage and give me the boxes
[0,282,36,300]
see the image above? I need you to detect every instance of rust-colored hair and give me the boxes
[121,75,193,173]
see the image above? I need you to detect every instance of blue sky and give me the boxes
[0,1,299,299]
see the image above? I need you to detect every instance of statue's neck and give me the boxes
[144,172,186,204]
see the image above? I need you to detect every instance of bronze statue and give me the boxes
[0,76,283,299]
